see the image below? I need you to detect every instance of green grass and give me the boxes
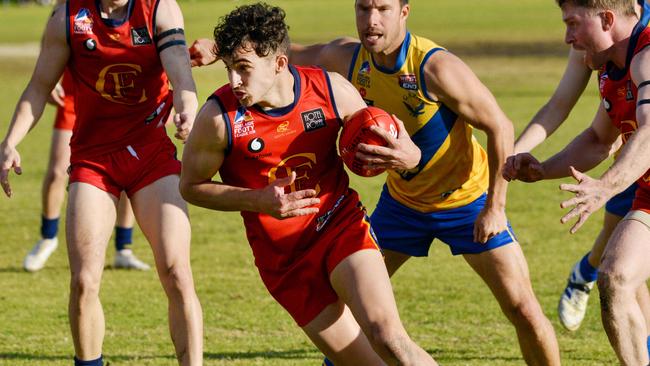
[0,1,623,365]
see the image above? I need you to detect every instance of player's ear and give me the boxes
[600,10,615,31]
[276,53,289,73]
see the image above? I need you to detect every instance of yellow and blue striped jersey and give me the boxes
[347,32,489,212]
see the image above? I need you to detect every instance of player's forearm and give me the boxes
[174,88,198,119]
[3,86,48,148]
[601,125,650,194]
[180,180,261,212]
[541,127,610,179]
[485,121,513,210]
[515,102,569,154]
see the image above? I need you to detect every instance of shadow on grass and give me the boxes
[0,266,25,273]
[0,349,317,362]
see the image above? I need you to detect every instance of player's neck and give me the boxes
[99,0,129,20]
[610,19,640,68]
[257,69,295,111]
[371,29,407,70]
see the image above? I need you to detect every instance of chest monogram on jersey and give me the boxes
[95,63,148,105]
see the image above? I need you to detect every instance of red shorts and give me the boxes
[257,191,381,327]
[68,138,180,198]
[53,93,75,131]
[54,69,75,130]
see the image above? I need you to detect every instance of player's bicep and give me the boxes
[590,102,619,146]
[31,5,69,96]
[424,52,507,132]
[327,72,367,121]
[154,0,192,86]
[181,100,227,183]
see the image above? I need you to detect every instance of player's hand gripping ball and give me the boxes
[339,106,398,177]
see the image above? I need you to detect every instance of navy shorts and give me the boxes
[370,187,517,256]
[604,183,637,217]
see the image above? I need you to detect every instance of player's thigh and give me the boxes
[47,129,72,173]
[66,182,117,271]
[330,249,403,332]
[600,218,650,289]
[130,175,191,265]
[302,301,383,366]
[463,243,536,306]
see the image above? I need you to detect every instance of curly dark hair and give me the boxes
[214,3,290,59]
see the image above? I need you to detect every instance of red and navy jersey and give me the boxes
[598,1,650,191]
[212,65,350,271]
[66,0,172,162]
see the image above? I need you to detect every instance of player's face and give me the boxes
[355,0,409,55]
[223,45,278,107]
[562,4,611,69]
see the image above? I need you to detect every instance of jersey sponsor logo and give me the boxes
[74,8,94,34]
[603,98,612,112]
[233,106,256,138]
[315,193,345,232]
[268,153,320,194]
[84,38,97,51]
[131,27,153,46]
[96,63,148,105]
[626,80,634,101]
[301,108,326,132]
[247,137,265,153]
[274,121,297,139]
[356,61,371,88]
[599,72,609,93]
[402,93,425,117]
[398,74,418,90]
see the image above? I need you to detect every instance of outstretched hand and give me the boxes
[0,143,22,197]
[259,172,321,219]
[559,166,613,234]
[502,153,545,182]
[356,115,421,171]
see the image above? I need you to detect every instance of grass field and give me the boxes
[0,1,624,365]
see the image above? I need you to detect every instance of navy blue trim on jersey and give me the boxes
[152,0,162,34]
[322,69,342,125]
[372,31,411,74]
[401,103,457,180]
[208,95,233,156]
[65,0,71,46]
[419,47,445,102]
[254,65,301,117]
[607,5,650,80]
[347,43,362,81]
[95,0,135,27]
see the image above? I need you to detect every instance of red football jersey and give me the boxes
[66,0,172,162]
[598,6,650,192]
[213,65,351,271]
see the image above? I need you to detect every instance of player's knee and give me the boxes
[502,296,544,327]
[70,270,101,298]
[598,269,632,313]
[366,320,412,359]
[160,264,194,296]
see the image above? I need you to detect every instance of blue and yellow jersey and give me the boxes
[347,32,489,212]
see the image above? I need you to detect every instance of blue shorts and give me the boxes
[370,187,517,256]
[604,183,637,217]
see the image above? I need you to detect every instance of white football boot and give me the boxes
[23,238,58,272]
[558,279,595,331]
[113,249,150,270]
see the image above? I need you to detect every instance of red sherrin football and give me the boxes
[339,106,398,177]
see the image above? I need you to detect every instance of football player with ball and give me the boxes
[180,3,437,365]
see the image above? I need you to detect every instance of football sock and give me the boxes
[647,335,650,357]
[74,355,102,366]
[41,216,59,240]
[114,226,133,251]
[570,252,598,284]
[322,357,334,366]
